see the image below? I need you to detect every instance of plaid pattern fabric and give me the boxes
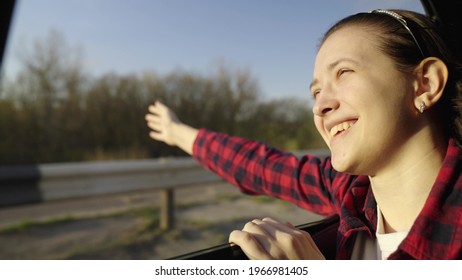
[192,129,462,259]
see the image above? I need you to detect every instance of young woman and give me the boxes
[145,9,462,259]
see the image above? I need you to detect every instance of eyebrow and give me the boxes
[309,58,360,90]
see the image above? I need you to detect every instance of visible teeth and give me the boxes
[329,122,354,137]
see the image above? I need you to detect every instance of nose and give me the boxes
[312,91,340,116]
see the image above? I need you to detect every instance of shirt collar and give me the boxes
[392,138,462,259]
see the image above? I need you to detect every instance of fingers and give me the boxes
[229,217,326,260]
[145,114,159,123]
[145,101,166,133]
[145,114,160,127]
[146,102,163,117]
[261,217,294,231]
[148,131,163,141]
[145,114,162,138]
[229,229,273,260]
[145,101,179,124]
[254,218,305,258]
[229,218,291,259]
[259,217,324,258]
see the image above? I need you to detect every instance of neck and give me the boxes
[369,132,447,233]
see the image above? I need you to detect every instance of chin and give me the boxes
[331,157,347,172]
[331,156,361,175]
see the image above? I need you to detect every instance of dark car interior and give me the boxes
[0,0,459,260]
[420,0,462,59]
[0,0,16,70]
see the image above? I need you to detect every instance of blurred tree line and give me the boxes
[0,31,324,166]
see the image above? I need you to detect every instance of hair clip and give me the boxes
[370,9,425,57]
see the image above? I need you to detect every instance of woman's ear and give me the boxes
[413,57,448,113]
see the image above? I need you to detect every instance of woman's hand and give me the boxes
[145,101,198,154]
[229,217,325,260]
[145,101,181,146]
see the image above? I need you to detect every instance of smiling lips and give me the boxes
[329,120,356,137]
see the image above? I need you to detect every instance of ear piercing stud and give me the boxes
[419,102,426,113]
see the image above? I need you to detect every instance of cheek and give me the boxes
[314,117,329,144]
[314,117,322,133]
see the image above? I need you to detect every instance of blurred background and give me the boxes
[0,0,424,259]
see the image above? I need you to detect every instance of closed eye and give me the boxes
[337,68,352,77]
[311,89,321,100]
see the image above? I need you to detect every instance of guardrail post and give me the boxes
[160,188,174,230]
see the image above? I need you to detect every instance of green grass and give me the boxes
[251,195,278,204]
[215,193,242,202]
[0,215,74,234]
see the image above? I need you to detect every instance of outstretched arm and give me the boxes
[146,101,333,260]
[145,101,199,155]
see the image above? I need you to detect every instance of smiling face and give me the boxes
[311,25,420,175]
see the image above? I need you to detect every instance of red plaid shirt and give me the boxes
[192,128,462,259]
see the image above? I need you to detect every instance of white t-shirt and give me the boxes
[376,206,409,260]
[350,206,409,260]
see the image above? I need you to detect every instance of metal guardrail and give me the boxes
[0,158,221,203]
[0,149,330,229]
[0,157,222,230]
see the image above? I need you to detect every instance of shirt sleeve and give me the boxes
[192,128,355,216]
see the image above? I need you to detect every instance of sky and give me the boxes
[3,0,425,101]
